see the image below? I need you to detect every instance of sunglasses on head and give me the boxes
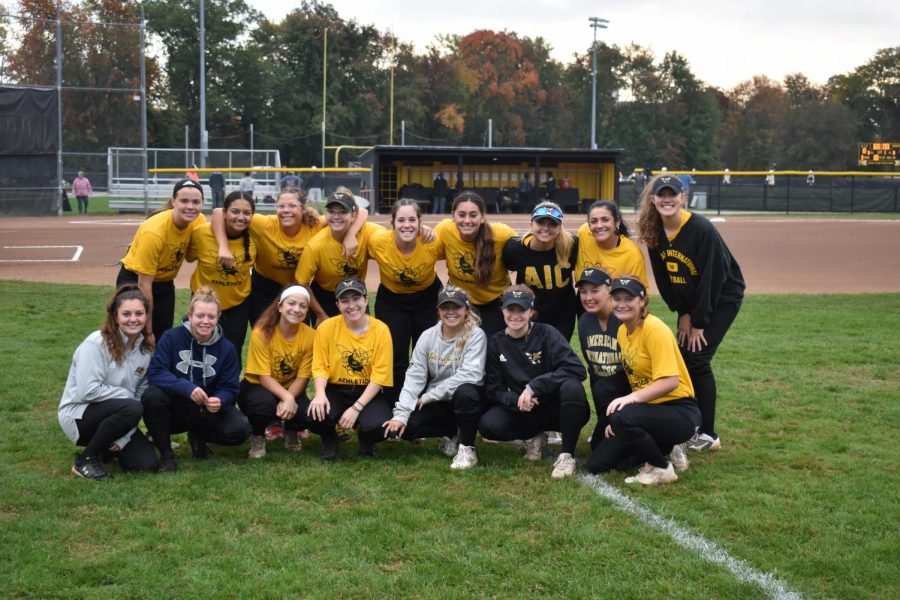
[532,206,562,220]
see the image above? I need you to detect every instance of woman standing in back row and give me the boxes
[637,175,744,451]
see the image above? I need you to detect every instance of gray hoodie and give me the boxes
[58,330,151,449]
[392,323,487,425]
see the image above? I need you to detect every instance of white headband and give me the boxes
[280,285,310,303]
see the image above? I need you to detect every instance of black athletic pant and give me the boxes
[374,279,441,405]
[310,280,341,321]
[74,398,158,472]
[401,383,484,447]
[219,301,251,359]
[588,373,633,450]
[237,380,314,436]
[473,297,505,338]
[587,397,700,473]
[313,384,392,449]
[248,271,284,326]
[116,265,175,343]
[679,302,740,438]
[478,379,589,455]
[141,386,251,458]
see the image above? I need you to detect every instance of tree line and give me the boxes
[3,0,898,172]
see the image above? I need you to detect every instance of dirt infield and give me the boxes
[2,213,899,294]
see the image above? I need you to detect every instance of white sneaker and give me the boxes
[450,445,478,470]
[248,435,266,459]
[686,433,721,452]
[625,462,678,485]
[669,443,689,472]
[551,452,576,479]
[546,431,562,445]
[440,434,459,457]
[523,432,548,461]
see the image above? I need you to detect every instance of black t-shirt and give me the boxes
[577,310,624,386]
[502,234,579,325]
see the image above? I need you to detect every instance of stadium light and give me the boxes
[589,16,609,150]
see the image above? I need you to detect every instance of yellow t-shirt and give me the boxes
[295,222,383,292]
[367,228,443,294]
[244,323,315,387]
[121,210,207,282]
[249,213,326,285]
[187,224,257,310]
[312,315,393,387]
[435,219,516,305]
[575,223,648,288]
[617,314,694,404]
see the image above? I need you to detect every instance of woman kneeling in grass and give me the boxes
[587,277,699,485]
[382,286,487,470]
[478,285,589,479]
[59,285,159,480]
[238,286,316,459]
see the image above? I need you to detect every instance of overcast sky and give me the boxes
[248,0,898,90]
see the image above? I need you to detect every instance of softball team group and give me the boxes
[59,174,744,486]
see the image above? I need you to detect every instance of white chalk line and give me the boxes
[0,245,83,263]
[578,472,804,600]
[68,220,142,225]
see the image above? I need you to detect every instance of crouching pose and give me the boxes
[238,286,316,459]
[142,287,251,472]
[307,279,393,461]
[59,285,159,480]
[382,286,487,470]
[478,285,589,478]
[587,277,701,485]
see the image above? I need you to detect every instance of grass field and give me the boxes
[0,281,898,599]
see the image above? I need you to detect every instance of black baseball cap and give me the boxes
[437,287,469,308]
[652,175,683,196]
[326,191,358,212]
[576,268,612,287]
[501,289,534,310]
[172,178,204,197]
[610,277,646,299]
[335,278,367,299]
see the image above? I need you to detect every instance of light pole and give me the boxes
[199,0,207,168]
[589,16,608,150]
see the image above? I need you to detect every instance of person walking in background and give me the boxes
[432,172,449,214]
[208,171,226,209]
[72,171,93,214]
[280,172,302,191]
[305,167,324,204]
[239,172,255,199]
[637,174,744,452]
[58,285,159,480]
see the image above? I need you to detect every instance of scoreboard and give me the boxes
[858,142,899,166]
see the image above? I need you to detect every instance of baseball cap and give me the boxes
[576,268,612,287]
[437,287,469,308]
[326,191,358,212]
[173,178,204,197]
[610,277,646,299]
[531,205,563,224]
[335,278,367,299]
[652,175,683,196]
[500,289,534,310]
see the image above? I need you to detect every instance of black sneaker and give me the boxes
[72,454,112,481]
[358,437,376,458]
[320,436,338,463]
[158,456,178,473]
[188,432,210,460]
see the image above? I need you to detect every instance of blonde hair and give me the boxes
[441,284,482,353]
[531,200,573,268]
[188,285,221,316]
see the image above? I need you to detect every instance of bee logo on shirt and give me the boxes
[277,247,301,269]
[390,263,422,287]
[448,249,475,278]
[339,345,369,374]
[330,257,361,278]
[621,345,636,379]
[134,366,146,376]
[274,353,298,382]
[525,351,542,366]
[160,242,188,274]
[214,251,247,278]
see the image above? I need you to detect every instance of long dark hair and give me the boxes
[223,191,255,262]
[452,191,495,285]
[587,200,630,238]
[101,284,154,363]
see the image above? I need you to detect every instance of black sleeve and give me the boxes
[484,334,519,407]
[647,241,684,315]
[690,225,729,329]
[502,237,522,278]
[527,326,587,397]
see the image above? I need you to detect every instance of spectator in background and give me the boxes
[208,171,226,209]
[72,171,93,214]
[722,169,731,185]
[807,170,815,186]
[545,171,556,201]
[281,172,302,191]
[186,166,200,183]
[518,173,534,212]
[432,172,449,214]
[766,169,776,186]
[306,167,324,204]
[239,172,255,199]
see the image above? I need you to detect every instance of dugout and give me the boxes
[358,145,622,213]
[0,87,59,216]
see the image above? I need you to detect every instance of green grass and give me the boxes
[1,281,898,598]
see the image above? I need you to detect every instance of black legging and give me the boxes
[311,384,392,448]
[587,397,700,473]
[141,386,251,458]
[588,374,632,451]
[116,265,175,342]
[237,380,313,436]
[472,297,505,337]
[400,383,484,447]
[219,300,251,359]
[248,271,284,326]
[74,398,158,472]
[374,278,441,405]
[478,379,589,455]
[680,302,740,438]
